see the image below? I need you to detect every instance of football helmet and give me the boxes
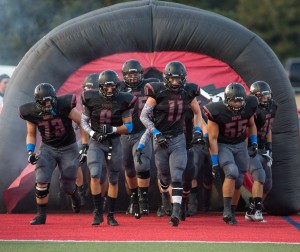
[250,81,272,108]
[83,73,99,90]
[34,83,57,114]
[98,70,120,99]
[122,59,144,89]
[224,82,247,111]
[163,61,187,90]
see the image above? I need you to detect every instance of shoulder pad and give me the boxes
[144,82,165,98]
[81,90,98,105]
[185,83,200,97]
[246,95,259,109]
[118,92,137,109]
[19,102,35,120]
[57,94,77,110]
[143,78,160,84]
[203,102,221,121]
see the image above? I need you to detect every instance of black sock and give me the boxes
[139,187,148,198]
[254,197,262,211]
[107,196,116,215]
[223,197,232,216]
[131,187,139,203]
[92,194,103,214]
[37,203,47,216]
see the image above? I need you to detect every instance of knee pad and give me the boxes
[171,181,183,200]
[35,183,50,199]
[171,181,182,189]
[160,179,170,192]
[125,167,137,178]
[235,174,244,189]
[251,168,266,184]
[109,171,119,185]
[136,170,150,179]
[182,181,192,192]
[223,164,239,180]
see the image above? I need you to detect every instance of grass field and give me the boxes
[0,241,300,252]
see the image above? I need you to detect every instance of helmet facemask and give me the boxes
[224,82,247,112]
[164,75,186,91]
[225,97,246,112]
[250,81,272,109]
[34,83,57,115]
[99,81,119,99]
[98,70,120,99]
[163,61,187,91]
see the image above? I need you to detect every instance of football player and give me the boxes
[203,82,258,225]
[19,83,88,225]
[81,70,136,226]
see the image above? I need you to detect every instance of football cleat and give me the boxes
[245,210,265,222]
[107,215,119,226]
[30,214,46,225]
[91,211,104,226]
[223,215,238,225]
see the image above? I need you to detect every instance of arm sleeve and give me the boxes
[140,103,156,133]
[80,106,92,134]
[138,129,152,146]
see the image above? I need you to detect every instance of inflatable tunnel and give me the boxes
[0,0,299,215]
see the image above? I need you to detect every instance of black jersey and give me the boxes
[255,99,278,148]
[81,90,136,132]
[145,82,200,136]
[203,95,258,144]
[19,94,77,148]
[120,78,159,134]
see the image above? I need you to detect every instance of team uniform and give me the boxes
[81,87,136,225]
[246,93,278,221]
[250,99,277,194]
[204,93,258,224]
[19,92,82,224]
[143,81,200,225]
[119,78,158,215]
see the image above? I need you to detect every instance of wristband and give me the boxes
[112,127,117,133]
[211,154,219,166]
[194,126,201,133]
[152,129,160,135]
[27,143,35,153]
[137,144,145,150]
[204,133,208,138]
[249,135,257,144]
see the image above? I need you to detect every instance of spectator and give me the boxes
[0,74,10,113]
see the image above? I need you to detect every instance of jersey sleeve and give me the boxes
[19,102,35,121]
[57,94,77,116]
[122,92,137,110]
[203,102,218,122]
[185,83,201,102]
[144,82,162,99]
[247,95,259,114]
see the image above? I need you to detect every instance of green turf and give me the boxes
[0,241,299,252]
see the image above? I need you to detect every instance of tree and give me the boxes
[237,0,300,62]
[0,0,299,65]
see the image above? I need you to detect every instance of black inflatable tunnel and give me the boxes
[0,0,299,215]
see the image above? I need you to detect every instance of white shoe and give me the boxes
[245,210,265,222]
